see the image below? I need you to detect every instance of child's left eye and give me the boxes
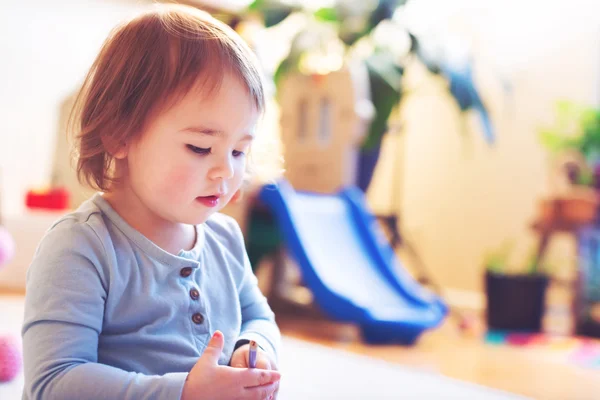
[187,144,211,155]
[187,144,244,157]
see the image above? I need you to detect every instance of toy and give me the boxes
[0,336,22,382]
[0,175,21,383]
[279,63,373,194]
[0,226,15,266]
[485,331,600,369]
[25,186,70,211]
[258,179,447,345]
[457,313,484,337]
[0,173,15,266]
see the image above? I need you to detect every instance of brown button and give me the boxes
[190,288,200,300]
[180,267,193,278]
[192,313,204,324]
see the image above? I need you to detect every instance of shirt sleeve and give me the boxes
[22,219,187,400]
[229,219,281,363]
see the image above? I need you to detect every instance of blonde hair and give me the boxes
[70,4,265,191]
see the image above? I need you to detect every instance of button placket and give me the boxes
[179,263,207,332]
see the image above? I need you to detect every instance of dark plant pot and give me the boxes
[485,271,549,332]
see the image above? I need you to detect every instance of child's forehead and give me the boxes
[158,80,260,134]
[176,74,252,108]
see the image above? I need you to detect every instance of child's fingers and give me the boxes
[238,368,281,388]
[229,349,247,368]
[202,331,225,364]
[244,381,279,400]
[267,354,278,371]
[255,354,271,370]
[263,356,279,399]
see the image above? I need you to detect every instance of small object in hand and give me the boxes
[248,340,258,369]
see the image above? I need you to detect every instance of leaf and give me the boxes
[263,8,294,27]
[248,0,264,11]
[524,252,539,275]
[484,239,515,274]
[339,0,406,47]
[577,168,595,186]
[272,30,307,92]
[313,7,339,23]
[273,56,295,92]
[362,52,403,150]
[486,256,505,274]
[248,0,295,27]
[538,130,581,153]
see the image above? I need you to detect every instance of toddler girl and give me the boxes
[22,5,280,400]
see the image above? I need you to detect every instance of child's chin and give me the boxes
[187,210,217,225]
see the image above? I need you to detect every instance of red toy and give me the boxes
[25,186,70,210]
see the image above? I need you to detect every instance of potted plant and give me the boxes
[536,101,600,231]
[538,101,600,338]
[484,242,551,332]
[539,101,600,190]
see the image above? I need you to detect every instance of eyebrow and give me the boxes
[182,126,254,141]
[182,126,224,136]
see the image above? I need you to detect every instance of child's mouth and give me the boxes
[196,195,220,208]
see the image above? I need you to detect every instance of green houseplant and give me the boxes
[539,101,600,188]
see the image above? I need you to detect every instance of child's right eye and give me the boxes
[187,144,211,155]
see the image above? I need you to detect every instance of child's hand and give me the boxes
[230,342,279,399]
[230,343,276,370]
[181,331,280,400]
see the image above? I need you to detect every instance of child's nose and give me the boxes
[210,154,235,180]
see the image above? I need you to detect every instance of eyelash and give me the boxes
[186,144,245,157]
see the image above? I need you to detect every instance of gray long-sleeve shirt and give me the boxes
[21,193,280,399]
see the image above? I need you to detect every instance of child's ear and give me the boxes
[112,141,129,160]
[102,135,129,160]
[113,147,127,159]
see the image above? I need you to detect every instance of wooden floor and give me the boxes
[276,312,599,400]
[3,287,598,399]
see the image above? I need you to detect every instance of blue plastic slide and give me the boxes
[259,180,448,344]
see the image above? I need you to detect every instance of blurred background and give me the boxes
[1,0,600,399]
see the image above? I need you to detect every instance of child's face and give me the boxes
[122,74,258,225]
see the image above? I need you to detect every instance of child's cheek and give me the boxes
[233,161,246,185]
[159,165,197,199]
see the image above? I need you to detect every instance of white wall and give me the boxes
[0,0,148,217]
[0,0,154,289]
[367,0,600,292]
